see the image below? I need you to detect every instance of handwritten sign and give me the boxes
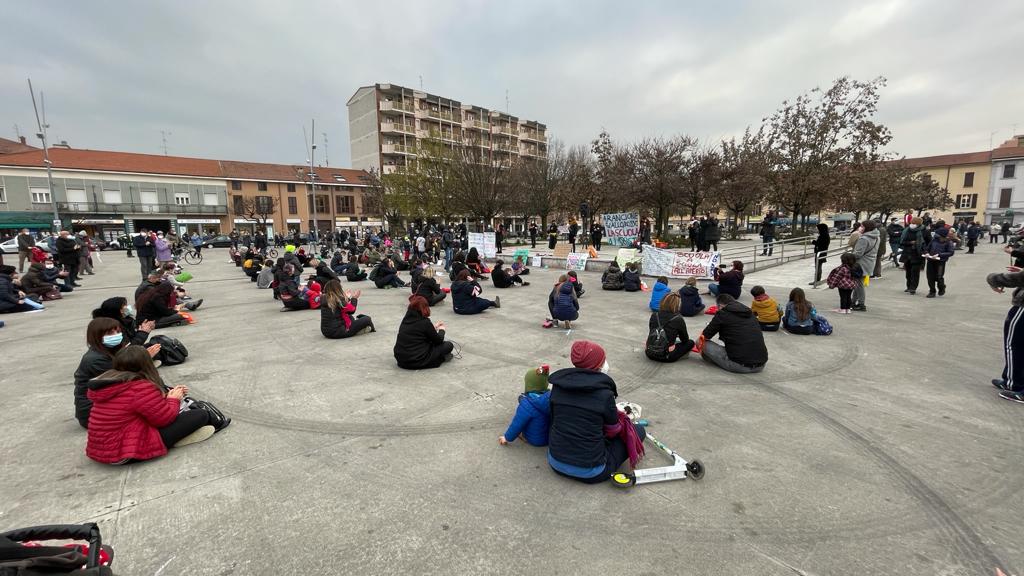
[642,245,721,279]
[603,212,639,247]
[467,232,497,259]
[565,253,589,271]
[615,248,639,267]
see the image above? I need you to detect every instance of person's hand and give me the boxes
[1008,266,1022,273]
[140,319,156,332]
[147,343,162,357]
[17,291,25,298]
[434,321,445,330]
[1004,245,1014,254]
[498,436,508,446]
[166,386,188,400]
[17,299,24,305]
[992,285,1006,294]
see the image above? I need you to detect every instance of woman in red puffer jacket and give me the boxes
[86,345,213,464]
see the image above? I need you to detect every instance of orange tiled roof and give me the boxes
[900,151,992,169]
[0,137,39,155]
[992,146,1024,160]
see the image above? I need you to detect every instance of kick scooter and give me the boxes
[610,402,705,489]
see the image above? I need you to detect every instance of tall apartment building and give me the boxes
[347,83,547,174]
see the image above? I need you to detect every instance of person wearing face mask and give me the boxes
[546,340,646,484]
[92,296,157,346]
[73,317,161,428]
[899,217,927,295]
[850,220,880,311]
[39,258,74,292]
[154,232,173,266]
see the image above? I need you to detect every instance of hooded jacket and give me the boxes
[649,281,671,311]
[678,285,705,316]
[491,265,516,288]
[623,268,642,291]
[702,301,768,366]
[55,235,79,265]
[601,265,624,290]
[812,224,831,262]
[393,309,447,369]
[0,272,21,312]
[321,297,360,337]
[503,391,552,447]
[547,368,618,469]
[85,371,179,463]
[853,229,880,273]
[19,263,54,293]
[450,279,483,312]
[926,236,955,262]
[750,294,782,324]
[551,281,579,321]
[714,268,744,299]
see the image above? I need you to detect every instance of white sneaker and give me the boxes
[173,425,216,448]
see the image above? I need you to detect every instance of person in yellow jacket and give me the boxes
[749,285,782,331]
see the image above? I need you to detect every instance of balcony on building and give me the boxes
[519,129,547,143]
[57,202,227,215]
[381,121,416,135]
[379,100,414,114]
[462,118,491,131]
[381,143,416,156]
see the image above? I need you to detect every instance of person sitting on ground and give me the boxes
[257,260,275,289]
[135,269,165,300]
[86,345,216,464]
[19,262,60,301]
[162,263,202,307]
[409,257,430,293]
[450,250,487,281]
[698,293,768,373]
[566,269,585,298]
[547,340,646,484]
[372,257,406,289]
[92,297,156,348]
[649,276,671,311]
[242,251,260,282]
[492,259,529,288]
[282,245,303,272]
[678,276,705,316]
[277,273,311,311]
[622,262,642,292]
[394,295,455,369]
[301,277,323,310]
[295,247,311,267]
[499,365,552,447]
[74,317,161,428]
[330,251,349,276]
[451,269,500,315]
[320,279,374,339]
[311,258,339,286]
[415,267,447,306]
[135,281,190,327]
[466,247,490,275]
[708,260,744,298]
[601,262,624,290]
[40,257,74,292]
[826,252,859,314]
[345,254,367,282]
[782,287,817,335]
[550,275,580,329]
[645,293,694,363]
[749,285,782,331]
[511,255,530,276]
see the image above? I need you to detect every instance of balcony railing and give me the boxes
[381,122,416,134]
[57,202,227,215]
[519,130,547,143]
[493,125,517,136]
[495,143,518,153]
[416,109,455,122]
[382,143,416,155]
[463,119,490,130]
[379,101,414,113]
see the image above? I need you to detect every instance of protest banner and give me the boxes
[468,232,497,258]
[602,212,639,247]
[512,248,530,263]
[615,248,639,267]
[641,245,720,279]
[565,253,589,271]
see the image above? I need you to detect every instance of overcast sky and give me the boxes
[1,0,1021,166]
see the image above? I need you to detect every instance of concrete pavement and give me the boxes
[0,243,1020,575]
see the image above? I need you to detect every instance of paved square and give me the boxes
[0,245,1020,575]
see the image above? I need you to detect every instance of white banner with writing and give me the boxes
[641,245,721,279]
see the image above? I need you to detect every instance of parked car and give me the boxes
[0,239,51,254]
[203,235,233,248]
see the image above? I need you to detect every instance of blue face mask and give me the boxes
[102,333,124,348]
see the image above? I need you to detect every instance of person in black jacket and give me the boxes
[373,257,406,289]
[0,265,36,314]
[491,259,529,288]
[547,340,646,483]
[345,254,367,282]
[73,316,161,428]
[622,262,642,292]
[414,267,447,306]
[394,295,454,369]
[311,259,339,286]
[811,223,830,285]
[451,269,499,314]
[55,230,82,286]
[132,229,155,281]
[449,251,486,282]
[645,293,694,363]
[320,280,374,338]
[699,294,768,373]
[92,296,155,347]
[135,282,186,327]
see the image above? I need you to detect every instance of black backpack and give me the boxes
[645,313,670,358]
[150,335,188,366]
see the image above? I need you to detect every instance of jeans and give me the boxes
[138,255,154,279]
[550,424,647,484]
[783,318,814,335]
[761,235,774,255]
[455,298,497,315]
[708,283,720,296]
[759,321,780,332]
[444,247,454,270]
[701,340,764,373]
[852,282,865,307]
[17,250,30,273]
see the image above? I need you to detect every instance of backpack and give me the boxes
[645,313,671,357]
[183,398,230,431]
[149,335,189,366]
[813,315,833,336]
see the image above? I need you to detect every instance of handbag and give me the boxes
[148,335,189,365]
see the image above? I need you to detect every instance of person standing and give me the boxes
[495,224,504,254]
[990,222,1002,244]
[529,221,538,249]
[132,229,155,280]
[55,230,82,286]
[77,230,95,275]
[966,222,981,254]
[924,227,954,298]
[987,268,1024,402]
[1002,221,1011,244]
[872,221,887,279]
[229,229,239,249]
[254,230,267,255]
[568,219,579,253]
[547,222,559,250]
[899,217,926,295]
[850,220,879,311]
[811,223,830,285]
[705,216,721,252]
[590,220,605,252]
[16,228,35,273]
[759,211,777,256]
[886,218,904,265]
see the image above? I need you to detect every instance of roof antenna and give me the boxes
[506,89,510,114]
[160,130,172,155]
[322,132,329,166]
[13,124,21,139]
[419,75,423,90]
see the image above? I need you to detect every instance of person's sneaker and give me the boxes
[908,290,915,295]
[851,305,867,312]
[173,425,216,448]
[993,379,1011,390]
[494,296,501,309]
[926,292,936,298]
[999,391,1024,404]
[903,288,910,293]
[542,319,554,328]
[521,281,530,287]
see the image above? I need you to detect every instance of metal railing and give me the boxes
[716,233,847,275]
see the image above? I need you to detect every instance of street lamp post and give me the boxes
[28,80,59,233]
[308,119,319,253]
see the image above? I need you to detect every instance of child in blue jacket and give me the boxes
[649,276,671,311]
[499,366,551,447]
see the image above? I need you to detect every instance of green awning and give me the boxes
[0,212,55,229]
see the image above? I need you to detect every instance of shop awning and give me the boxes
[0,211,55,229]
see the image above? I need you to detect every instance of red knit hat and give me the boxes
[570,340,606,371]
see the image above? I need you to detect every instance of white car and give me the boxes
[0,238,50,254]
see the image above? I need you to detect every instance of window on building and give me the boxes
[309,195,328,213]
[956,194,978,209]
[335,195,354,214]
[0,185,6,202]
[287,196,297,214]
[140,191,159,205]
[256,196,274,213]
[257,182,268,191]
[30,188,51,204]
[175,193,191,206]
[287,183,296,192]
[1005,165,1017,179]
[103,189,121,204]
[231,180,242,190]
[233,196,245,214]
[999,188,1013,208]
[66,188,87,204]
[963,172,974,187]
[204,192,219,206]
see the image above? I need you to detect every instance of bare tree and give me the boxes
[511,139,566,231]
[679,142,721,221]
[237,195,278,230]
[363,168,414,232]
[629,136,694,237]
[717,127,772,239]
[448,147,518,228]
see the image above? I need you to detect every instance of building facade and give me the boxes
[902,151,992,225]
[986,136,1024,226]
[347,83,547,174]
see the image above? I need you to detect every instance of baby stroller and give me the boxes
[0,523,114,575]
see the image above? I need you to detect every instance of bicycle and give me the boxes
[173,245,203,265]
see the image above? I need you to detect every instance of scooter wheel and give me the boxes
[610,472,636,489]
[686,459,705,480]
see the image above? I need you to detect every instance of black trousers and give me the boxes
[552,424,647,484]
[425,292,447,306]
[838,288,853,309]
[1002,306,1024,391]
[323,315,374,339]
[159,408,210,448]
[814,258,826,283]
[783,318,814,335]
[926,260,946,293]
[646,340,694,362]
[531,236,537,248]
[759,321,781,332]
[905,263,922,291]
